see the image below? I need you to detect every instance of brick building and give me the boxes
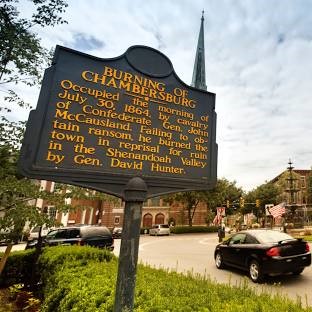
[270,169,311,206]
[51,193,208,230]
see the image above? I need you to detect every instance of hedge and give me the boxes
[170,225,218,234]
[2,246,312,311]
[35,246,312,312]
[0,248,36,287]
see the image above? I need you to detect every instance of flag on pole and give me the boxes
[213,207,225,225]
[269,202,286,218]
[213,214,221,225]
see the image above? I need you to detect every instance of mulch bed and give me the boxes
[0,288,40,312]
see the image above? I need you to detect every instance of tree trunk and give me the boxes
[0,243,13,275]
[29,226,43,289]
[188,206,193,226]
[96,200,103,225]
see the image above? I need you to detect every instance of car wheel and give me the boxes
[215,252,225,269]
[293,269,304,275]
[249,260,264,283]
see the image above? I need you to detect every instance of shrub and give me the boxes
[38,247,312,312]
[38,246,116,312]
[170,225,218,234]
[0,249,36,287]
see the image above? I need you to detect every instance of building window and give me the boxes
[301,176,306,188]
[155,213,165,224]
[303,196,307,204]
[114,216,120,225]
[143,213,153,228]
[48,206,56,220]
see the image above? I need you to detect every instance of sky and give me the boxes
[6,0,312,191]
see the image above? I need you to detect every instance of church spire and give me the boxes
[191,11,207,90]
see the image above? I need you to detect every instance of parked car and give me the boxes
[26,225,114,250]
[0,228,21,245]
[214,229,311,283]
[28,225,53,241]
[149,224,170,236]
[112,227,122,239]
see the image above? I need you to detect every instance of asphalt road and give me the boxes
[114,233,312,307]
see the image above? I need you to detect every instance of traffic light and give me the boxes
[239,197,245,208]
[256,199,260,208]
[226,200,230,208]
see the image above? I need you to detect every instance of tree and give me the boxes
[1,0,68,147]
[0,148,74,275]
[245,182,281,218]
[163,179,243,226]
[0,0,68,275]
[203,178,243,217]
[164,191,206,226]
[0,0,67,83]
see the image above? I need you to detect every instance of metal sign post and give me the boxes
[113,177,147,312]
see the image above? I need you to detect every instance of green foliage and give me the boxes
[0,0,68,149]
[0,145,20,178]
[0,249,36,287]
[164,191,206,226]
[203,178,243,215]
[36,246,312,312]
[39,246,115,273]
[38,246,115,289]
[0,171,72,244]
[244,182,282,215]
[0,0,69,247]
[170,225,218,234]
[0,0,67,84]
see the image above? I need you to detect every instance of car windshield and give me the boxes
[253,231,295,243]
[46,230,58,238]
[159,225,169,228]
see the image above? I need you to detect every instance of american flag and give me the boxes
[213,207,225,224]
[213,214,222,225]
[269,202,286,218]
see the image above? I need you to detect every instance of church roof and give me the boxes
[191,11,207,91]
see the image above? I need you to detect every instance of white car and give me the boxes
[149,224,170,236]
[28,226,52,240]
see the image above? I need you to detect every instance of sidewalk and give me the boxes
[0,243,26,253]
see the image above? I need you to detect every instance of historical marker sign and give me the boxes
[19,45,217,198]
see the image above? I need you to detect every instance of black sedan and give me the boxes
[26,225,114,250]
[214,229,311,283]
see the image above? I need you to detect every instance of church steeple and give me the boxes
[191,11,207,91]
